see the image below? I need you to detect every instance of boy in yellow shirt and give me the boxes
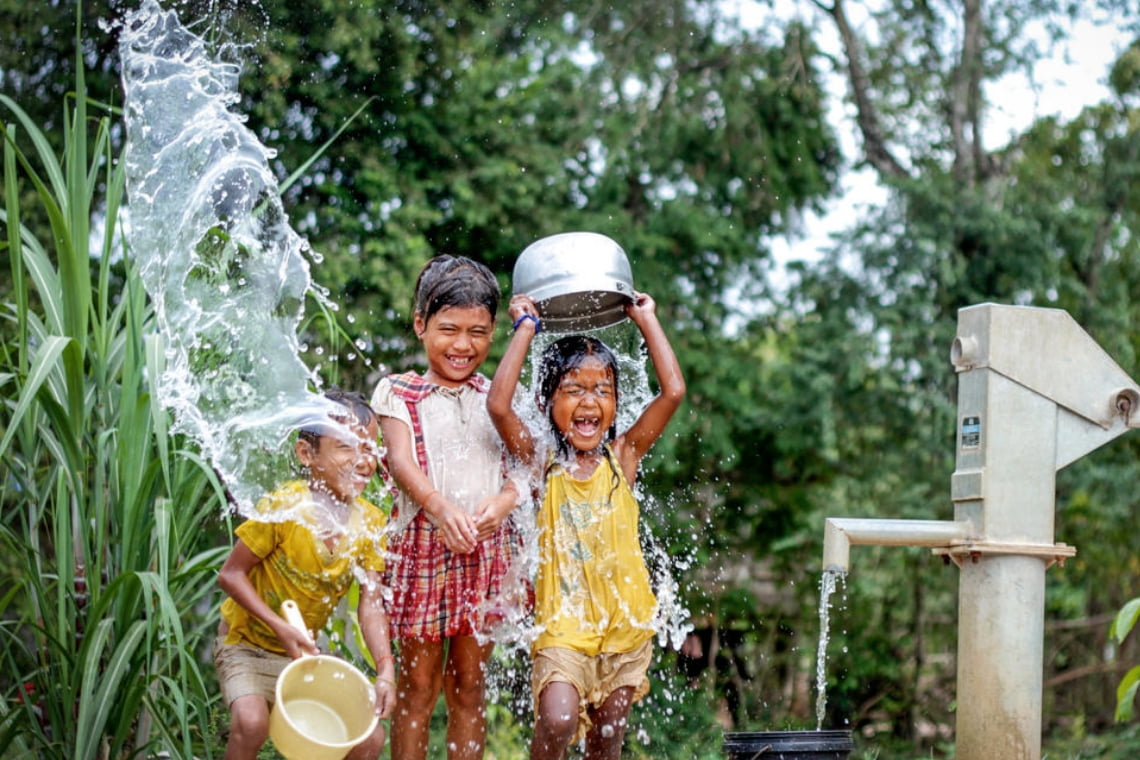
[214,389,394,759]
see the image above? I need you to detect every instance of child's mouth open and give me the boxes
[573,416,600,437]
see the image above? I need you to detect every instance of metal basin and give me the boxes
[512,231,634,332]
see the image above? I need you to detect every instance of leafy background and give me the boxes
[5,0,1140,757]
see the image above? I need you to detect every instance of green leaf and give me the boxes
[75,618,147,760]
[0,336,77,459]
[1118,665,1140,722]
[1112,598,1140,644]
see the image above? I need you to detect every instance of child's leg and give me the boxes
[346,720,388,760]
[443,634,494,760]
[391,637,444,760]
[224,694,271,760]
[530,681,582,760]
[582,685,636,760]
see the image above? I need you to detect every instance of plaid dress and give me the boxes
[372,371,522,640]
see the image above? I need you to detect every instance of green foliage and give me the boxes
[0,26,226,759]
[7,1,1140,755]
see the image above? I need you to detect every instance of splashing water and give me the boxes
[119,0,345,514]
[116,4,693,739]
[501,323,694,653]
[815,567,846,730]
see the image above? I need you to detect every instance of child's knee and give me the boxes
[345,723,386,760]
[546,707,579,738]
[228,695,270,748]
[536,687,581,744]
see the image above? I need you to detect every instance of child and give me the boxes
[371,254,522,760]
[487,291,686,760]
[214,389,394,760]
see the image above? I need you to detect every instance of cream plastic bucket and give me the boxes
[268,601,378,760]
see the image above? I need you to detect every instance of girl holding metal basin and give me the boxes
[488,234,686,760]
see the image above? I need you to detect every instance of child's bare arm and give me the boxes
[472,477,520,540]
[357,571,396,719]
[380,415,477,553]
[218,540,318,657]
[487,294,541,467]
[616,292,686,481]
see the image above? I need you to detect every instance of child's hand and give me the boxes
[508,294,540,325]
[374,677,396,719]
[431,498,478,554]
[626,291,657,323]
[472,491,516,540]
[277,619,319,659]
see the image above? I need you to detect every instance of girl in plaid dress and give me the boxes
[371,255,522,760]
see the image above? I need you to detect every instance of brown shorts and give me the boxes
[531,640,653,744]
[213,637,291,707]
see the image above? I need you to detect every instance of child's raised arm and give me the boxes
[487,295,542,469]
[615,291,686,483]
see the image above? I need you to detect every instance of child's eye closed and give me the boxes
[559,385,612,398]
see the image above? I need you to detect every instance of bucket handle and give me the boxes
[281,599,316,653]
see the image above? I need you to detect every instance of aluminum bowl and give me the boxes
[512,231,634,332]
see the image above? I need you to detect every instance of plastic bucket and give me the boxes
[267,601,378,760]
[722,730,853,759]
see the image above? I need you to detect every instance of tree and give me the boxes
[761,0,1140,747]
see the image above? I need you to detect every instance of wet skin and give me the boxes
[549,357,617,462]
[295,417,379,505]
[414,305,494,388]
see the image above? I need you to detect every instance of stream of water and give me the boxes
[120,0,341,515]
[815,567,845,730]
[117,0,692,674]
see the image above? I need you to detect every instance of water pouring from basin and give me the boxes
[119,0,347,516]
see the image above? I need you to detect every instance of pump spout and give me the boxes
[822,517,974,574]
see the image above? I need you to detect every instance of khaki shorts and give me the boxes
[531,640,653,744]
[213,637,291,707]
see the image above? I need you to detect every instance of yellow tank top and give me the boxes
[534,451,657,656]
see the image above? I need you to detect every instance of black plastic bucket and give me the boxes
[722,730,853,759]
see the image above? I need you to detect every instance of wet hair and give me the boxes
[537,335,620,461]
[412,254,500,324]
[298,388,377,449]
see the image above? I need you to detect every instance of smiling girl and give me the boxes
[487,291,685,760]
[371,255,522,760]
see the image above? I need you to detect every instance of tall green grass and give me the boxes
[0,14,227,760]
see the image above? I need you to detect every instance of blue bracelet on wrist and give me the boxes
[512,314,541,333]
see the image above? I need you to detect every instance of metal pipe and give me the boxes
[822,517,974,574]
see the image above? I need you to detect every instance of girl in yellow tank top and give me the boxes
[535,448,656,656]
[488,290,686,760]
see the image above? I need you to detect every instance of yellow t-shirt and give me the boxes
[534,454,657,656]
[221,480,387,654]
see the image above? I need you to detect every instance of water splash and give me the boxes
[116,4,693,739]
[815,567,846,730]
[119,0,341,514]
[510,322,694,652]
